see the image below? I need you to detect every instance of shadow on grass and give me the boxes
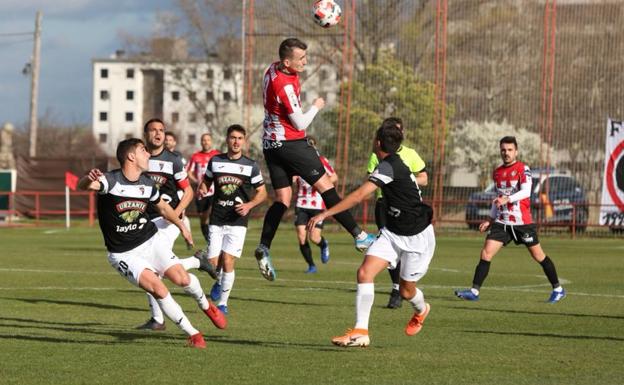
[230,295,330,307]
[1,297,145,312]
[202,335,346,352]
[446,304,624,320]
[464,329,624,342]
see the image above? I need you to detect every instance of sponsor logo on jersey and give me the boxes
[116,200,147,213]
[217,175,243,195]
[147,173,168,189]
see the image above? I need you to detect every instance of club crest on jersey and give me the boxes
[511,170,517,177]
[159,162,164,170]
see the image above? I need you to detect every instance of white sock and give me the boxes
[553,286,563,292]
[356,231,368,240]
[179,257,200,271]
[408,288,426,314]
[146,293,164,323]
[218,271,235,307]
[354,283,375,330]
[183,273,209,310]
[156,293,199,336]
[471,288,480,296]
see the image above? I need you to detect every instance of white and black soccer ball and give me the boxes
[313,0,342,28]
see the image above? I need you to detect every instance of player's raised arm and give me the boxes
[78,168,103,191]
[307,181,377,231]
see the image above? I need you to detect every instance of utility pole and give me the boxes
[29,11,42,158]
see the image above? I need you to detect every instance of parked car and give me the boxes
[465,171,588,232]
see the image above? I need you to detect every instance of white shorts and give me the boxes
[107,230,180,287]
[366,225,436,282]
[151,216,181,249]
[208,225,247,259]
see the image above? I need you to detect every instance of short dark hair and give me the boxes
[116,138,145,166]
[499,136,518,148]
[382,117,403,131]
[143,118,164,133]
[375,124,403,154]
[164,131,177,140]
[227,124,246,137]
[279,38,307,61]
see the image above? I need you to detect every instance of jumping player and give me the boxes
[255,37,374,281]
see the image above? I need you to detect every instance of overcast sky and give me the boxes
[0,0,172,128]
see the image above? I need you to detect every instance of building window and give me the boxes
[204,113,214,123]
[100,68,108,78]
[99,133,107,143]
[172,112,179,123]
[125,112,133,122]
[100,90,109,100]
[99,112,108,121]
[190,69,197,78]
[126,90,134,100]
[206,91,214,101]
[188,91,196,101]
[223,68,232,80]
[126,68,134,78]
[223,91,232,102]
[172,91,180,101]
[187,134,196,145]
[174,68,182,80]
[189,113,197,123]
[206,69,214,79]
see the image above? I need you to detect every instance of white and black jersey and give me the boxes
[145,149,188,219]
[96,169,160,253]
[368,153,433,236]
[205,154,264,227]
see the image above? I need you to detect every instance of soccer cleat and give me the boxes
[203,303,227,329]
[210,281,222,302]
[136,317,166,331]
[320,240,330,264]
[454,288,479,301]
[354,233,375,252]
[331,328,370,347]
[254,245,277,281]
[187,332,206,349]
[217,304,229,315]
[194,249,218,280]
[305,265,317,274]
[386,289,402,309]
[405,302,431,336]
[547,288,566,303]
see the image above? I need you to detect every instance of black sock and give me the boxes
[320,188,362,237]
[259,202,288,249]
[539,256,560,288]
[472,259,491,290]
[299,242,314,267]
[315,237,327,249]
[200,224,210,243]
[388,262,401,286]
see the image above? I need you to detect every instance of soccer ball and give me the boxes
[313,0,342,28]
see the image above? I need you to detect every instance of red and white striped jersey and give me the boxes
[492,161,533,225]
[187,149,220,197]
[262,62,306,141]
[295,156,335,210]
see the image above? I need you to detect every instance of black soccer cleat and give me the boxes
[136,317,166,331]
[386,289,402,309]
[194,249,218,280]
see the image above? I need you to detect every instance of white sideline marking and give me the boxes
[0,268,620,299]
[43,230,63,234]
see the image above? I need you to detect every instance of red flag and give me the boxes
[65,171,79,191]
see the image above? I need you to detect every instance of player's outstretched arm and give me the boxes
[155,198,193,247]
[78,168,103,191]
[307,181,377,230]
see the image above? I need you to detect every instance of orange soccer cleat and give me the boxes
[203,302,227,329]
[331,328,370,347]
[187,332,206,349]
[405,303,431,336]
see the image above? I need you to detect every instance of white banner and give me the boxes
[599,118,624,226]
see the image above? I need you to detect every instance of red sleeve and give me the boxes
[275,79,299,115]
[320,156,334,175]
[176,178,190,189]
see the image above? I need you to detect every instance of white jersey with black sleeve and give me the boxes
[96,169,160,253]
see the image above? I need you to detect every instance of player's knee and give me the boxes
[480,249,494,261]
[356,266,373,283]
[399,285,415,300]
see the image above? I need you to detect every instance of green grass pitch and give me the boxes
[0,221,622,385]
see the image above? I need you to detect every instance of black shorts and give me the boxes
[294,206,324,229]
[195,196,213,213]
[486,222,540,247]
[263,139,326,189]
